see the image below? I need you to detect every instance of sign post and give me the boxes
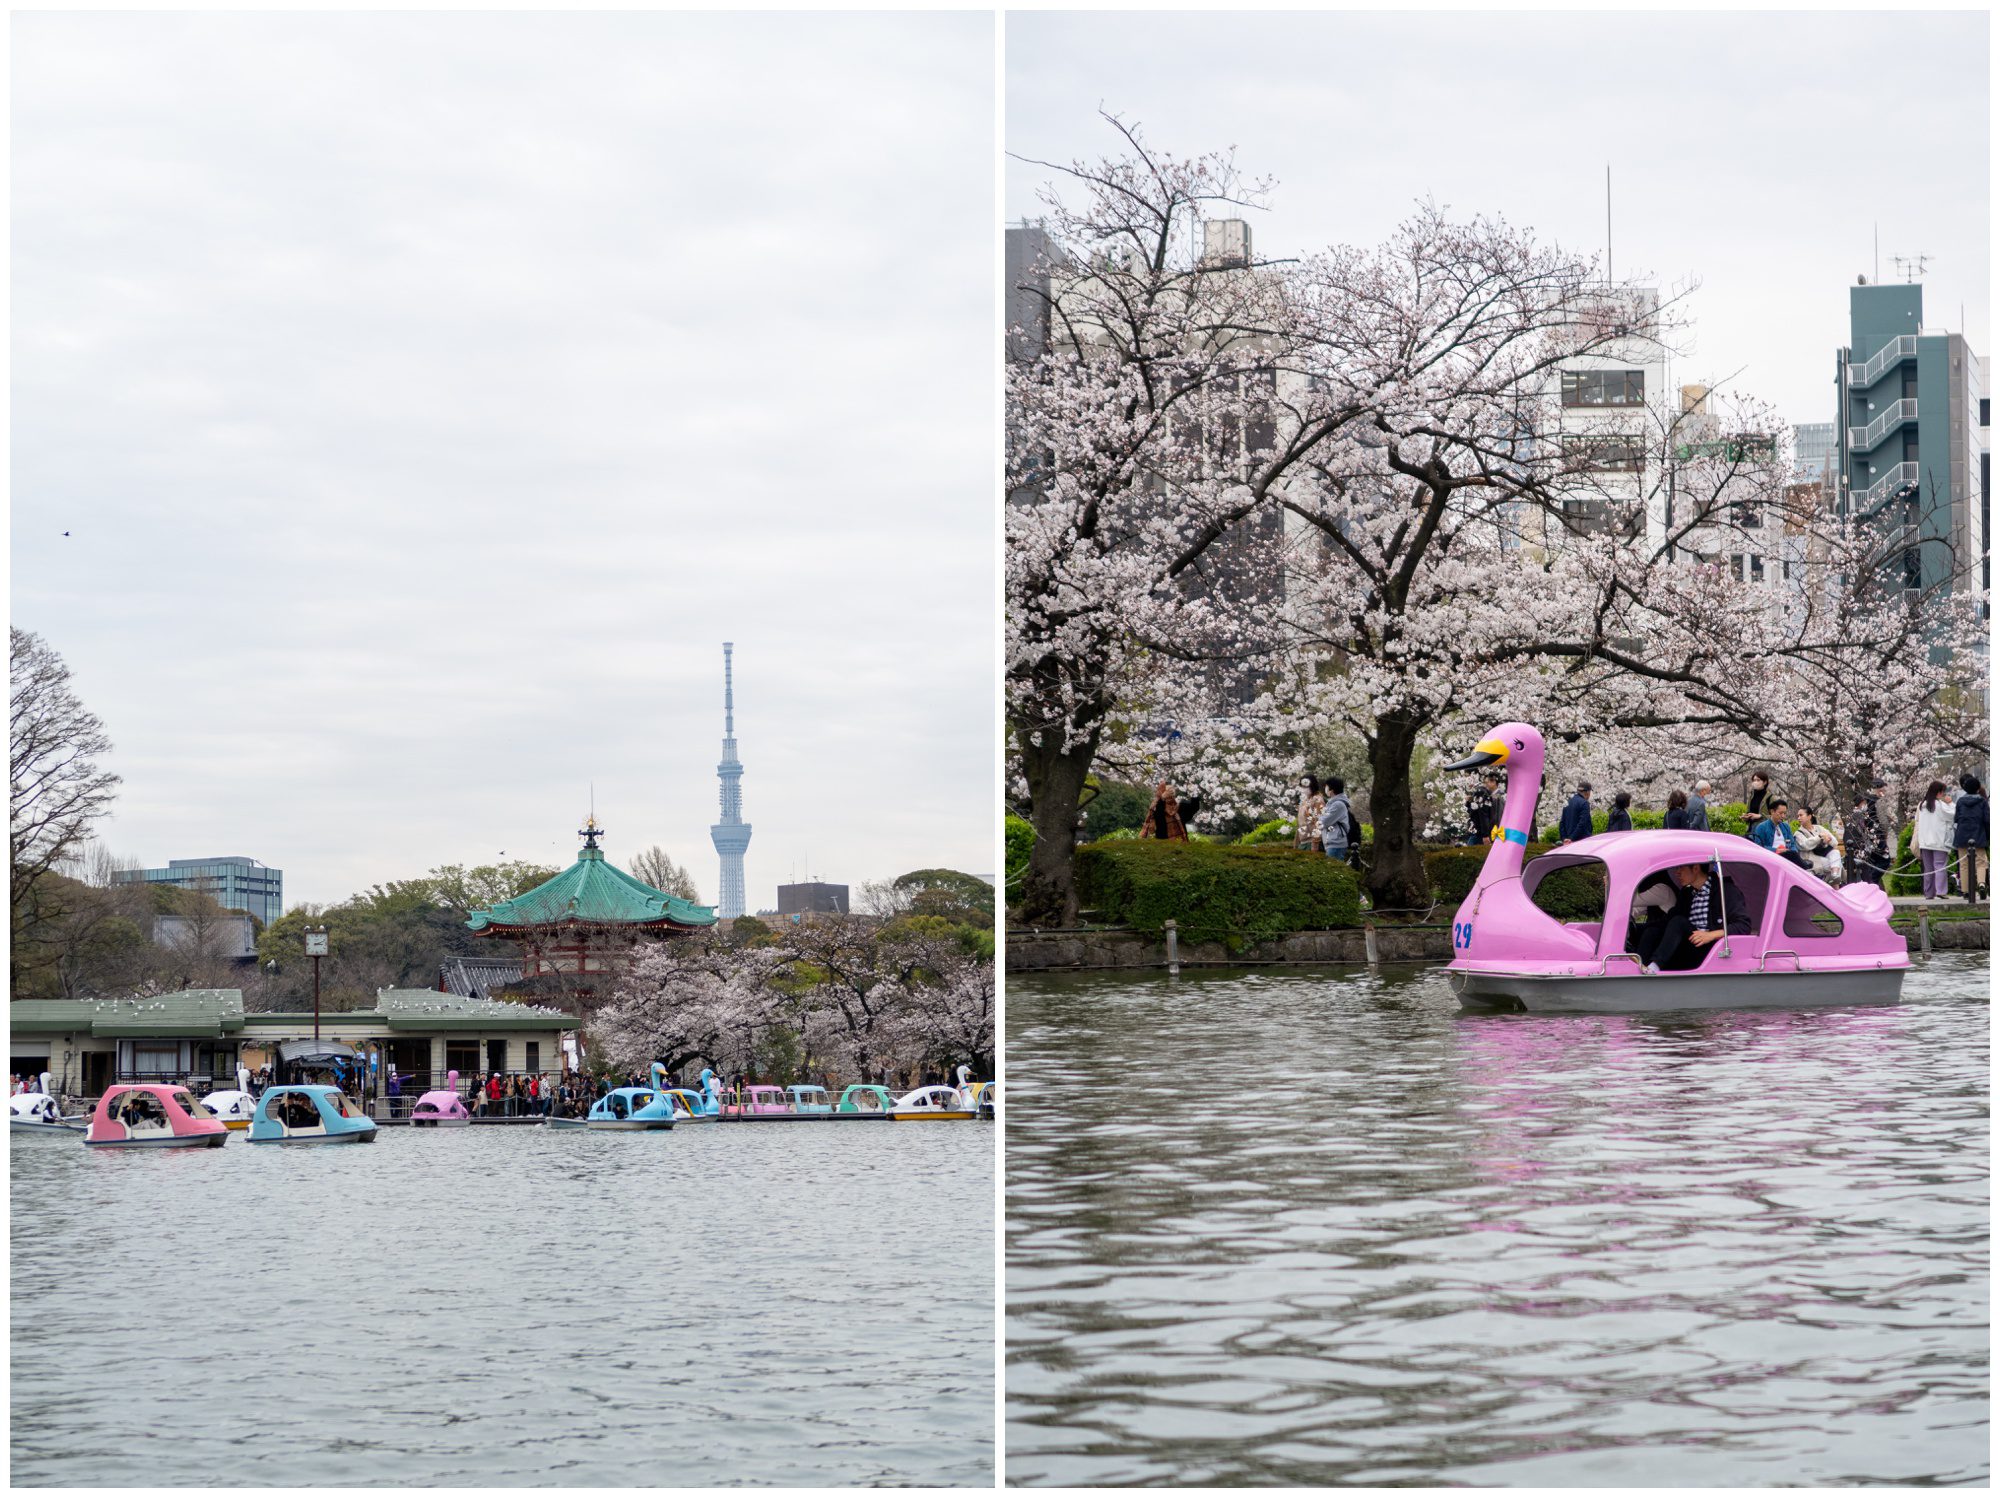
[304,927,329,1041]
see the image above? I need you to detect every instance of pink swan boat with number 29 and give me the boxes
[1441,722,1909,1013]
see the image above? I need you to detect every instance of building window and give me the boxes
[1562,434,1645,472]
[1561,369,1646,407]
[525,1042,541,1076]
[126,1041,181,1079]
[445,1040,479,1079]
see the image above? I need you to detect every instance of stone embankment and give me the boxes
[1007,914,1987,973]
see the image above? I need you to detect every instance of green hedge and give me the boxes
[1886,823,1920,897]
[1075,838,1362,951]
[1425,843,1607,920]
[1005,814,1034,894]
[1237,817,1296,847]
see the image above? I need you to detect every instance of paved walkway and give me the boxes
[1887,895,1988,912]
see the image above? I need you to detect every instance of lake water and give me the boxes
[1007,954,1989,1486]
[12,1120,993,1486]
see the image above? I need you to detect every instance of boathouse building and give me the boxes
[8,988,575,1104]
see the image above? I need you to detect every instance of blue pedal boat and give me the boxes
[248,1084,378,1145]
[582,1087,675,1130]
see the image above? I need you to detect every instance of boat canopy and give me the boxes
[277,1039,360,1063]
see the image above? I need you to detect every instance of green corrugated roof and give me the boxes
[466,846,715,932]
[7,990,244,1038]
[373,988,579,1031]
[232,992,578,1032]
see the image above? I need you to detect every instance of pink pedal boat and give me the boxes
[1441,722,1909,1013]
[85,1083,230,1148]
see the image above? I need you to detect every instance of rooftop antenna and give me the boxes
[1605,164,1612,286]
[1890,253,1930,284]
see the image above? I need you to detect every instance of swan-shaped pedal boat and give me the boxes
[249,1084,378,1144]
[1442,722,1909,1013]
[10,1093,84,1134]
[85,1084,230,1148]
[200,1089,257,1130]
[574,1087,675,1130]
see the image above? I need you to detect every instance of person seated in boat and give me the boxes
[1634,862,1753,973]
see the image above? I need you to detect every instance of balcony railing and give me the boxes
[1850,462,1919,516]
[1847,398,1918,452]
[1845,335,1917,389]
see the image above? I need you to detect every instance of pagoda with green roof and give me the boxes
[466,818,716,992]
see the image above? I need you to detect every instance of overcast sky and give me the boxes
[14,12,995,911]
[1008,10,1989,424]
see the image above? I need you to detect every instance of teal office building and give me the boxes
[1836,282,1989,604]
[111,855,284,926]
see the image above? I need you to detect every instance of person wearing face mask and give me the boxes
[1294,775,1325,853]
[1466,771,1501,845]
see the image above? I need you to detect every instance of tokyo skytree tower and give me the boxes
[709,643,752,918]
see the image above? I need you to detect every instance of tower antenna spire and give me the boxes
[710,642,752,919]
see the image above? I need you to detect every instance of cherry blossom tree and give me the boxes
[1011,117,1988,919]
[590,917,994,1084]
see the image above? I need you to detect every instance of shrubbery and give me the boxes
[1886,823,1920,897]
[1004,814,1035,895]
[1075,838,1363,951]
[1236,817,1296,847]
[1424,843,1605,919]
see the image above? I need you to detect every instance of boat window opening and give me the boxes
[1523,855,1608,926]
[1783,885,1845,938]
[118,1093,167,1128]
[327,1093,354,1117]
[173,1091,214,1119]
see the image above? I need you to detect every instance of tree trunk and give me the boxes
[1365,710,1430,913]
[1017,728,1098,927]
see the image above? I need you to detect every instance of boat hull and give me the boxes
[10,1119,84,1135]
[411,1117,470,1128]
[85,1132,228,1148]
[585,1119,672,1131]
[1452,965,1907,1014]
[888,1110,978,1122]
[248,1130,377,1144]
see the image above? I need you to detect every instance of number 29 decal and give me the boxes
[1453,921,1475,950]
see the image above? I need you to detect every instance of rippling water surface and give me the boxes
[1007,954,1988,1486]
[13,1121,993,1486]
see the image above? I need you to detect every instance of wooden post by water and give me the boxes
[1165,920,1179,976]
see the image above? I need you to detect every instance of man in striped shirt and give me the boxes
[1636,861,1752,974]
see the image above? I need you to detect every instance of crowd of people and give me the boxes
[1528,770,1989,901]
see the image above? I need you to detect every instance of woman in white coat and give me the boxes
[1913,779,1956,899]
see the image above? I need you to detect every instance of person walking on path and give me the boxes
[1914,780,1956,900]
[1294,776,1324,853]
[1687,781,1712,832]
[1664,788,1691,830]
[1744,772,1770,837]
[1848,781,1890,887]
[1140,781,1190,841]
[1557,782,1594,845]
[1953,773,1989,903]
[1606,792,1634,833]
[1320,779,1358,865]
